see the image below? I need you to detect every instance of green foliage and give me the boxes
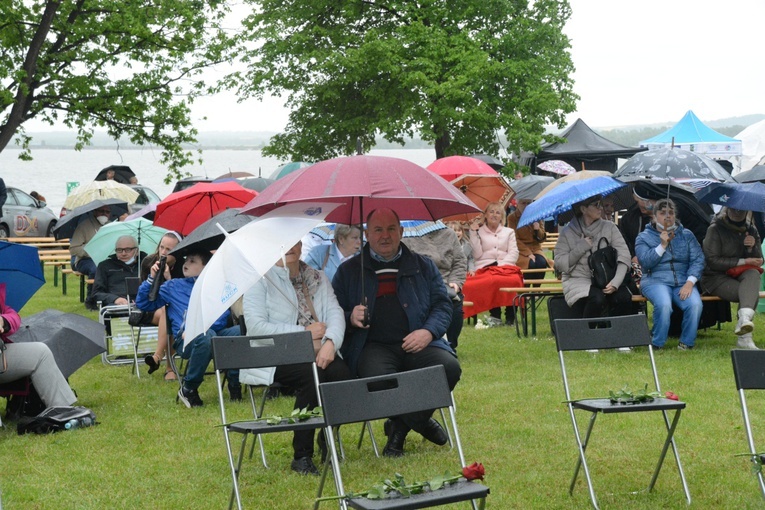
[235,0,578,161]
[0,0,236,181]
[608,384,661,404]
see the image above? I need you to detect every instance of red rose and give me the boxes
[665,391,679,401]
[462,462,485,481]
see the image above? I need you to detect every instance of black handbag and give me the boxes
[588,237,618,289]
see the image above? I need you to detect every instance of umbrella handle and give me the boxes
[361,295,369,327]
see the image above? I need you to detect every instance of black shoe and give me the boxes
[84,299,98,311]
[383,419,406,457]
[229,385,242,402]
[291,456,319,476]
[178,386,203,408]
[144,354,160,375]
[417,418,448,446]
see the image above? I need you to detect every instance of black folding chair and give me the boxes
[731,349,765,501]
[212,331,323,510]
[554,315,691,509]
[314,366,489,510]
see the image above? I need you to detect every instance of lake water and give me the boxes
[0,147,437,214]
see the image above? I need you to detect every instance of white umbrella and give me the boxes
[183,202,341,346]
[64,180,139,210]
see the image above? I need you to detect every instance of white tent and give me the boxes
[731,119,765,175]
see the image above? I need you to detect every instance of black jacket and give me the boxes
[92,253,146,306]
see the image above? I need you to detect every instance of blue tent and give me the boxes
[640,110,742,158]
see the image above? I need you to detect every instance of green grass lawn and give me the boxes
[3,267,765,508]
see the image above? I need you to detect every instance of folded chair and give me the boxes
[315,366,489,510]
[731,349,765,501]
[554,315,690,509]
[212,331,324,510]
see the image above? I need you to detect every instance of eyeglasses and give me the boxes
[587,201,603,209]
[115,247,137,254]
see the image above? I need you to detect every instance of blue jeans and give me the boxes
[641,284,703,347]
[174,325,240,391]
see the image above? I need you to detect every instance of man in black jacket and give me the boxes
[92,235,143,307]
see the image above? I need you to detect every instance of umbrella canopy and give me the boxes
[613,147,733,183]
[214,171,255,180]
[537,160,575,176]
[734,165,765,184]
[12,309,105,378]
[309,220,446,241]
[52,199,130,240]
[95,165,135,184]
[84,218,168,266]
[64,180,139,210]
[153,182,258,236]
[468,154,505,171]
[169,208,256,259]
[124,202,157,221]
[518,176,627,228]
[509,175,555,201]
[444,174,512,222]
[695,182,765,213]
[271,161,313,180]
[240,176,275,192]
[427,155,498,183]
[184,202,341,345]
[0,243,44,311]
[535,170,613,199]
[242,155,481,224]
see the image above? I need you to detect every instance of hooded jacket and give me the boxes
[636,222,705,288]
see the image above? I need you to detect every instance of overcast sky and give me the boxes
[29,0,765,133]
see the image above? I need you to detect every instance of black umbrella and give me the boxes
[52,198,129,240]
[240,176,275,192]
[734,165,765,183]
[12,310,105,378]
[469,154,505,171]
[95,165,136,184]
[169,207,256,259]
[614,147,733,183]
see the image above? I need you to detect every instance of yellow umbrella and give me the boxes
[64,180,139,210]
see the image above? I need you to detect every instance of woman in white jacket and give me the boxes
[241,241,351,476]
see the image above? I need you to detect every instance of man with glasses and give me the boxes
[91,235,143,308]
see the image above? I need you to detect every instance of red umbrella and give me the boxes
[153,182,258,235]
[427,155,498,183]
[241,155,480,223]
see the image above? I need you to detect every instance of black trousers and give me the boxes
[570,284,634,318]
[357,342,461,434]
[274,357,351,459]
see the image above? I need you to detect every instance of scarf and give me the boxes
[289,261,322,327]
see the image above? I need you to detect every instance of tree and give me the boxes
[0,1,234,180]
[235,0,578,165]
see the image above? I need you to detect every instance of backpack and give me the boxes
[588,237,618,289]
[17,406,97,435]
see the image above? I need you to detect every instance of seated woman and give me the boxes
[464,201,523,326]
[241,241,351,476]
[701,207,763,349]
[554,194,633,318]
[304,223,362,281]
[636,198,704,350]
[0,284,77,408]
[507,197,549,280]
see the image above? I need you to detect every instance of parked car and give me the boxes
[1,187,58,238]
[129,184,162,213]
[172,176,213,193]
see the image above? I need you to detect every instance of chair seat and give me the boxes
[572,397,686,414]
[228,416,325,435]
[347,480,489,510]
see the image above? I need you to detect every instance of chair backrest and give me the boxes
[547,295,581,337]
[211,331,315,371]
[554,315,651,352]
[732,350,765,390]
[319,366,453,427]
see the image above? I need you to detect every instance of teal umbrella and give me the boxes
[84,218,168,272]
[271,161,313,180]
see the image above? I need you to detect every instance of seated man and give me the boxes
[136,250,241,407]
[0,284,77,408]
[332,208,461,457]
[92,235,144,307]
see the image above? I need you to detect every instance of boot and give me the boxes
[737,332,759,350]
[735,308,755,335]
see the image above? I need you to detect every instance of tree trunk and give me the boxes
[434,131,451,160]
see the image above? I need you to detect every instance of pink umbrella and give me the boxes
[153,182,258,235]
[426,155,498,183]
[241,155,480,223]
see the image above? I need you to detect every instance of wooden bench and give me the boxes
[60,268,93,302]
[5,237,71,249]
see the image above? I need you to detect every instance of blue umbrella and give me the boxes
[517,176,626,228]
[0,241,45,311]
[695,182,765,213]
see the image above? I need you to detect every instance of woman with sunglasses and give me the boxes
[555,194,634,318]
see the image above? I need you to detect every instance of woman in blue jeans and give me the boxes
[636,199,705,350]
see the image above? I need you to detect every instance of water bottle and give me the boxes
[148,256,167,301]
[64,419,80,430]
